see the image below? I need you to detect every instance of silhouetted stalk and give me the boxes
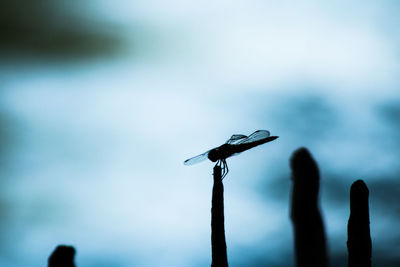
[48,245,76,267]
[347,180,371,267]
[211,165,228,267]
[290,148,328,267]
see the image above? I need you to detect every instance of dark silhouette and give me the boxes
[347,180,372,267]
[290,148,329,267]
[211,165,228,267]
[42,148,376,267]
[48,245,76,267]
[185,130,278,178]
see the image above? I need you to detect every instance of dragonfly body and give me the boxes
[208,136,279,162]
[184,130,279,178]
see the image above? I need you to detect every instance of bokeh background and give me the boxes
[0,0,399,266]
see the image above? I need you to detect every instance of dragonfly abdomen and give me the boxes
[234,136,279,154]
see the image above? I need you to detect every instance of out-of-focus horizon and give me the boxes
[0,1,399,266]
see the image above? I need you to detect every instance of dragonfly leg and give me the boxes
[216,159,222,167]
[221,159,228,179]
[215,159,228,179]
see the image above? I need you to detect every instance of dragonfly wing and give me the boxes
[184,150,210,165]
[237,130,270,144]
[226,134,248,144]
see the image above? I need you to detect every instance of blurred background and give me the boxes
[0,0,399,266]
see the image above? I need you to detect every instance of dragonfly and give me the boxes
[184,130,278,179]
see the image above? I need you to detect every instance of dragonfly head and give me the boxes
[207,148,219,162]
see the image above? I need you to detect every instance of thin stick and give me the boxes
[290,148,329,267]
[347,180,372,267]
[48,245,76,267]
[211,165,228,267]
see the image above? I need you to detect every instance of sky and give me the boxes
[0,1,400,266]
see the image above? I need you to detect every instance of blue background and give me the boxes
[0,1,399,266]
